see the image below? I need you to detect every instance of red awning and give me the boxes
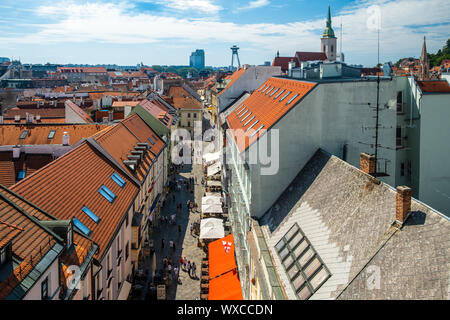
[208,234,237,279]
[208,270,243,300]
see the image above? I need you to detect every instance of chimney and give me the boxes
[12,145,21,159]
[395,186,412,226]
[360,153,376,175]
[62,132,70,146]
[288,59,296,77]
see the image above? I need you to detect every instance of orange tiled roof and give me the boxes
[10,141,138,259]
[226,77,316,153]
[295,51,327,62]
[217,68,246,97]
[272,57,297,72]
[0,184,96,299]
[417,80,450,93]
[94,113,165,183]
[0,221,23,249]
[3,108,65,119]
[0,123,108,146]
[58,67,107,73]
[112,101,142,108]
[0,189,58,299]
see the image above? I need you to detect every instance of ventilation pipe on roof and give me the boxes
[12,145,20,159]
[62,132,70,146]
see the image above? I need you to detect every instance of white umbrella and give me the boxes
[202,203,223,213]
[202,195,222,205]
[200,218,224,239]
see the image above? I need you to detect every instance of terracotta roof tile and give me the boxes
[0,220,23,249]
[295,51,327,62]
[94,114,166,183]
[272,57,297,72]
[417,80,450,93]
[3,108,65,119]
[0,123,108,145]
[10,141,138,259]
[0,185,96,299]
[226,77,316,153]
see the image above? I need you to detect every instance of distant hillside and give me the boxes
[428,38,450,67]
[395,38,450,67]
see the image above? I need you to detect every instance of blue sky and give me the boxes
[0,0,449,67]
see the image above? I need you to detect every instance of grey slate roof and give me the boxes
[259,149,450,300]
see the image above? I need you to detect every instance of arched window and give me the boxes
[331,45,334,52]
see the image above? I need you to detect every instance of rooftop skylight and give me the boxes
[274,89,286,99]
[270,88,279,97]
[48,130,56,139]
[286,93,299,105]
[250,124,264,138]
[240,112,252,123]
[246,119,259,132]
[19,130,28,139]
[111,172,126,188]
[82,206,100,224]
[275,223,331,300]
[73,218,92,236]
[98,185,116,203]
[243,115,255,127]
[279,91,292,102]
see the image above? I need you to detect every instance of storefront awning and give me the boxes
[202,195,222,205]
[208,234,237,279]
[207,162,221,176]
[200,218,224,239]
[202,203,223,214]
[117,281,132,300]
[208,270,243,300]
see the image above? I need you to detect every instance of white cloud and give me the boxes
[1,0,449,66]
[141,0,222,14]
[237,0,270,11]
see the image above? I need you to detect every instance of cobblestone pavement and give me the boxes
[141,112,213,300]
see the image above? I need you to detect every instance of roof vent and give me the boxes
[123,159,138,171]
[127,154,141,162]
[14,115,20,122]
[36,115,41,122]
[131,150,144,161]
[12,145,20,159]
[62,132,70,146]
[137,142,150,149]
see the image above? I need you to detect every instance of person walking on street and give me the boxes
[183,257,187,271]
[178,224,182,236]
[191,262,197,278]
[169,240,174,254]
[174,265,179,284]
[161,239,165,249]
[187,260,191,275]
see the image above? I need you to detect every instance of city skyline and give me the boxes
[0,0,449,67]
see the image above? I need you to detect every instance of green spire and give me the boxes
[322,5,336,38]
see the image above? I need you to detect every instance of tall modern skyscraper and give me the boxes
[189,49,205,70]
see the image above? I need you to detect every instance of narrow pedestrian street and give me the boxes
[139,109,216,300]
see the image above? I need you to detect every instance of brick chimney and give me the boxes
[395,186,412,225]
[360,153,376,175]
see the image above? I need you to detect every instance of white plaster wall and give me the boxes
[248,79,396,218]
[23,260,60,300]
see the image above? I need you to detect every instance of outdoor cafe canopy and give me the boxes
[208,270,243,300]
[208,234,237,279]
[202,195,222,205]
[207,162,221,177]
[203,152,220,164]
[202,203,223,214]
[199,218,225,240]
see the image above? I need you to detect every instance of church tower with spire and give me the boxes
[321,5,337,62]
[418,36,430,80]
